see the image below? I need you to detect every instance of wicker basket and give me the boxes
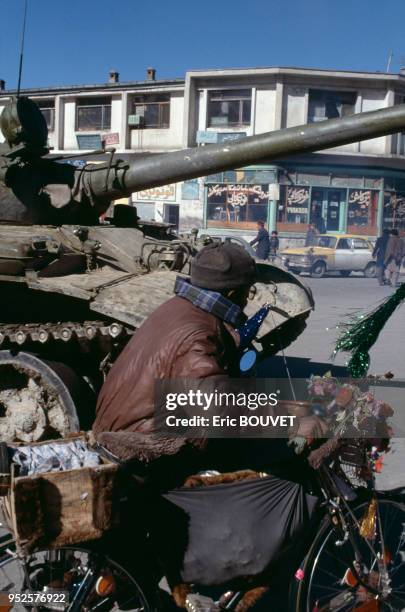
[338,440,369,488]
[0,435,121,553]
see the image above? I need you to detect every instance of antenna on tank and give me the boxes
[16,0,28,97]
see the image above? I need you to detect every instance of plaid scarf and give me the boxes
[174,277,246,327]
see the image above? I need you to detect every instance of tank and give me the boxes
[1,95,405,442]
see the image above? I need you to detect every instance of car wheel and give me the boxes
[311,261,326,278]
[339,270,351,277]
[364,262,377,278]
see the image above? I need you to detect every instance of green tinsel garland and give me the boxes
[334,283,405,378]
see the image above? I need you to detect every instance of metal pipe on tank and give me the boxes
[85,103,405,201]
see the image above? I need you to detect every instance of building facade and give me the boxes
[2,66,405,244]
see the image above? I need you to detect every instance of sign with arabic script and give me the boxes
[135,184,177,202]
[287,186,309,206]
[207,184,269,206]
[348,190,372,206]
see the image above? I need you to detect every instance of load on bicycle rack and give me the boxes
[0,374,404,612]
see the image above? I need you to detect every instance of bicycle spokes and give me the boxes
[305,500,405,612]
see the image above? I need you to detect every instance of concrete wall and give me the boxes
[359,89,389,155]
[110,95,122,135]
[284,86,307,128]
[63,99,77,149]
[254,86,277,133]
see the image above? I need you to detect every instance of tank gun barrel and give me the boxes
[3,97,405,224]
[86,103,405,201]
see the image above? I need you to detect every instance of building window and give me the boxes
[308,89,356,123]
[164,203,179,229]
[206,183,268,229]
[76,97,111,131]
[277,185,310,231]
[134,201,156,222]
[383,191,405,234]
[347,189,378,235]
[208,90,251,127]
[37,100,55,131]
[132,94,170,128]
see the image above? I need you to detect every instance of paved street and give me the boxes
[284,273,405,490]
[285,273,405,377]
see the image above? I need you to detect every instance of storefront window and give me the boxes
[277,186,310,232]
[206,184,268,229]
[347,189,378,235]
[383,192,405,235]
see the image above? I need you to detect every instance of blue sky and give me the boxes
[1,0,405,89]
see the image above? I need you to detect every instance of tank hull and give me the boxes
[0,223,313,442]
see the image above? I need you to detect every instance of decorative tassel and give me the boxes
[334,283,405,378]
[359,499,377,540]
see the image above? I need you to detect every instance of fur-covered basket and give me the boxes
[0,434,121,553]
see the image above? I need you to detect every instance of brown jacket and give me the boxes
[93,296,238,435]
[384,235,404,266]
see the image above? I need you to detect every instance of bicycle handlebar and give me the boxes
[307,437,342,470]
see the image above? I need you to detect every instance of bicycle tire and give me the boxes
[291,496,405,612]
[0,545,158,611]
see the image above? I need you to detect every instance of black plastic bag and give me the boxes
[152,474,319,586]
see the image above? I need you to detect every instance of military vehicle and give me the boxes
[1,95,405,442]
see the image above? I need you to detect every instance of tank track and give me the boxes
[0,320,134,347]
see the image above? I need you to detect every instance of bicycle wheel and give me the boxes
[0,546,155,611]
[293,498,405,612]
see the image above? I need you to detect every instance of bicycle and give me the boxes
[0,437,404,612]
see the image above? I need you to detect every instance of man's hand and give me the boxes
[294,415,329,445]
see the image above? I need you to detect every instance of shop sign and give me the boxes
[197,131,247,144]
[103,132,120,146]
[76,134,103,150]
[349,190,372,206]
[181,180,200,200]
[286,187,309,213]
[207,184,269,206]
[135,184,177,202]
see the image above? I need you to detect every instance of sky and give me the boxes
[1,0,405,90]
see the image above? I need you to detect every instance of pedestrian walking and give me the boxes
[305,223,319,247]
[311,206,326,233]
[384,229,404,287]
[372,228,390,286]
[250,220,270,259]
[269,230,279,260]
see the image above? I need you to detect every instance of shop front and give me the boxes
[204,167,277,232]
[277,184,379,236]
[206,183,269,230]
[203,162,405,242]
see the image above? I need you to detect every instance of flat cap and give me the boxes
[191,242,256,290]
